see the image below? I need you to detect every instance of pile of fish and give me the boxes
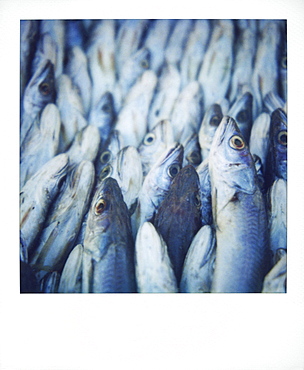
[20,19,287,293]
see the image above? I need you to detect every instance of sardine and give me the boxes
[182,133,202,168]
[262,253,287,293]
[180,225,216,293]
[153,165,202,283]
[196,159,213,226]
[208,116,271,292]
[135,222,178,293]
[82,177,136,293]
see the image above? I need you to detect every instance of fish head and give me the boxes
[183,133,202,167]
[228,92,253,141]
[270,108,287,179]
[199,103,223,152]
[209,116,257,195]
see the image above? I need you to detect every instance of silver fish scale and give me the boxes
[20,19,287,293]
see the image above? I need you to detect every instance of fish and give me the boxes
[180,225,216,293]
[262,253,286,293]
[87,20,116,108]
[135,222,178,293]
[40,271,61,293]
[29,161,95,276]
[198,20,234,108]
[278,22,287,103]
[227,91,253,144]
[264,91,286,115]
[148,63,181,131]
[198,103,223,161]
[20,103,61,188]
[249,112,271,171]
[196,159,213,226]
[153,165,202,283]
[268,179,287,260]
[208,116,271,293]
[265,108,287,189]
[65,20,87,50]
[65,45,92,116]
[180,19,211,88]
[58,244,84,293]
[21,59,56,145]
[143,19,173,74]
[134,143,184,233]
[115,70,157,148]
[31,32,57,77]
[88,91,116,145]
[56,74,88,152]
[138,119,175,177]
[170,81,202,145]
[182,133,202,168]
[82,177,136,293]
[20,153,69,255]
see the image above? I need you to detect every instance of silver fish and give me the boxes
[170,81,202,145]
[56,74,87,152]
[31,32,57,77]
[196,159,213,226]
[138,119,175,177]
[66,45,92,116]
[262,253,286,293]
[20,103,61,188]
[182,133,202,168]
[115,70,157,148]
[180,20,211,88]
[40,271,60,293]
[198,20,234,108]
[209,116,271,293]
[82,177,136,293]
[135,222,178,293]
[58,244,83,293]
[264,91,286,115]
[29,161,95,275]
[180,225,216,293]
[148,63,181,131]
[20,154,69,254]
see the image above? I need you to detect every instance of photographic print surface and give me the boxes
[20,19,287,293]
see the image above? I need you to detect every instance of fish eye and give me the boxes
[100,151,111,164]
[99,165,112,180]
[278,131,287,146]
[39,82,51,96]
[187,151,201,165]
[210,115,221,127]
[143,133,155,145]
[281,56,287,69]
[229,135,245,150]
[236,110,248,123]
[140,59,149,69]
[95,198,107,215]
[168,163,180,178]
[102,103,111,113]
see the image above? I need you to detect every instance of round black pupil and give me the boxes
[40,83,50,94]
[210,115,220,126]
[101,153,110,163]
[146,135,153,143]
[234,138,243,147]
[279,133,287,144]
[97,201,105,212]
[170,166,178,176]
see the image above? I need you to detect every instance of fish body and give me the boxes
[262,253,286,293]
[196,159,213,226]
[198,103,223,161]
[182,133,202,168]
[29,161,95,274]
[20,103,61,188]
[208,116,271,293]
[135,222,178,293]
[148,63,181,131]
[58,244,83,293]
[20,154,69,254]
[153,165,202,283]
[82,178,136,293]
[180,225,216,293]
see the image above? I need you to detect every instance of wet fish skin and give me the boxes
[262,253,286,293]
[198,103,223,161]
[153,165,202,284]
[29,161,95,274]
[135,222,178,293]
[20,154,69,254]
[82,177,136,293]
[182,133,202,168]
[263,91,286,115]
[180,225,216,293]
[209,116,271,293]
[265,108,287,189]
[40,271,61,293]
[58,244,83,293]
[31,33,57,77]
